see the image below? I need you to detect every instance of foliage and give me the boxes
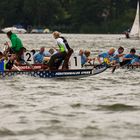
[0,0,138,33]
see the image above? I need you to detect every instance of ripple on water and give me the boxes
[1,104,17,109]
[97,103,139,111]
[0,128,16,137]
[0,34,140,140]
[70,103,82,108]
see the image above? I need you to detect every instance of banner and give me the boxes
[0,60,4,72]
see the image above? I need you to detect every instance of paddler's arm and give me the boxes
[115,53,124,58]
[97,56,102,64]
[123,57,132,61]
[52,46,58,51]
[0,55,7,62]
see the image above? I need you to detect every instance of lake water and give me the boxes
[0,34,140,140]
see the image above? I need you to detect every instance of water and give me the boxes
[0,34,140,140]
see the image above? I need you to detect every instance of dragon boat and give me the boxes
[0,63,108,79]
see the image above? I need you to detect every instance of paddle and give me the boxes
[21,58,34,70]
[111,60,131,73]
[13,64,21,71]
[111,65,117,73]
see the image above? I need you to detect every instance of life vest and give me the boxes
[60,37,71,51]
[5,60,14,70]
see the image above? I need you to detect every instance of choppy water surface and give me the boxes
[0,34,140,140]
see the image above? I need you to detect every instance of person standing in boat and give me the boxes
[47,31,73,70]
[6,31,25,61]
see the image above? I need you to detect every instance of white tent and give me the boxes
[1,27,27,34]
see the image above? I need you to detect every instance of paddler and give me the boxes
[112,46,124,63]
[121,48,139,66]
[6,31,25,61]
[0,52,16,70]
[97,48,116,65]
[34,47,51,63]
[5,54,17,70]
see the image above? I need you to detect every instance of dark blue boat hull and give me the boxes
[0,64,108,78]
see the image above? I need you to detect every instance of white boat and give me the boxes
[31,29,44,33]
[43,28,50,33]
[1,27,27,34]
[129,1,140,39]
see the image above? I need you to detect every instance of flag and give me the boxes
[0,60,4,72]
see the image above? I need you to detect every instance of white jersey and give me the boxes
[114,50,119,56]
[114,50,123,62]
[56,38,67,52]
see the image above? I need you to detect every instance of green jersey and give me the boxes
[10,33,23,52]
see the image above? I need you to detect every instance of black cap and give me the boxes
[130,48,136,53]
[7,31,13,37]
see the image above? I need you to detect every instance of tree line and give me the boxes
[0,0,138,33]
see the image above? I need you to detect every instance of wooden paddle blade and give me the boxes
[112,66,116,73]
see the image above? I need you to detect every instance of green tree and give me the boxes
[0,0,139,33]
